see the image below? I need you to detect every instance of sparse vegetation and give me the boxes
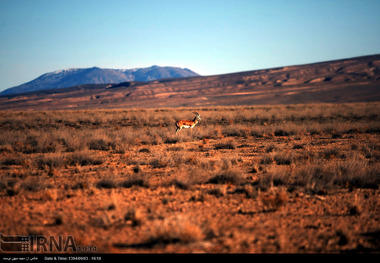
[0,102,379,253]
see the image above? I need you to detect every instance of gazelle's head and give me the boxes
[193,112,201,121]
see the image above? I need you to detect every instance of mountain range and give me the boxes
[0,54,379,110]
[0,66,199,95]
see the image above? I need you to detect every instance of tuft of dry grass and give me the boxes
[96,179,118,189]
[259,188,288,211]
[145,216,204,245]
[69,150,105,166]
[121,174,149,188]
[207,169,244,185]
[214,139,236,150]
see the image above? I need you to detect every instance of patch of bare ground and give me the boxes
[0,103,379,253]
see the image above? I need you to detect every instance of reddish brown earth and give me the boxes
[0,105,379,253]
[0,54,379,111]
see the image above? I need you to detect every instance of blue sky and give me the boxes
[0,0,379,91]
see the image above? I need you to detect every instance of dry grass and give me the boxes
[0,102,379,253]
[146,216,205,245]
[259,188,288,211]
[1,103,379,193]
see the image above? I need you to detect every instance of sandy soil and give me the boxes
[1,132,379,253]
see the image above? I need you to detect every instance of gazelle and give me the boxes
[175,112,201,134]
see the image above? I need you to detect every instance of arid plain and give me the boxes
[1,54,380,111]
[0,103,379,253]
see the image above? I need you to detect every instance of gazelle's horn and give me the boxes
[193,112,199,115]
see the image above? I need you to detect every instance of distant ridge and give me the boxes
[0,66,199,95]
[0,54,379,110]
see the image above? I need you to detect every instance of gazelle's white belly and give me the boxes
[182,125,191,129]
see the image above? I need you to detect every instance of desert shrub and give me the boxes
[34,154,64,169]
[150,156,170,168]
[139,148,151,153]
[260,166,291,189]
[260,155,274,165]
[320,148,341,160]
[177,166,211,185]
[0,179,19,196]
[274,129,289,136]
[334,155,380,189]
[265,144,277,153]
[207,169,244,185]
[292,165,334,194]
[121,175,149,188]
[362,142,380,161]
[20,177,48,192]
[292,143,304,149]
[146,216,204,245]
[54,130,86,152]
[164,137,180,144]
[274,152,295,165]
[113,128,141,146]
[96,178,117,189]
[1,157,25,166]
[259,188,288,211]
[207,187,226,197]
[219,157,239,170]
[214,140,236,150]
[250,128,264,138]
[167,179,190,190]
[222,125,250,138]
[68,151,104,166]
[23,132,61,153]
[88,138,112,151]
[331,130,343,139]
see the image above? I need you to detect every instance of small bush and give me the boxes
[146,217,204,245]
[334,156,380,189]
[214,140,236,150]
[260,155,274,165]
[259,188,288,211]
[88,139,111,151]
[96,178,117,189]
[207,169,244,185]
[274,153,294,165]
[167,179,189,190]
[207,187,226,197]
[164,137,180,144]
[21,177,46,192]
[265,144,277,153]
[69,151,104,166]
[292,165,334,194]
[34,154,64,169]
[320,148,340,160]
[274,129,289,136]
[150,156,170,168]
[293,144,304,149]
[1,157,25,166]
[260,166,291,189]
[121,175,148,188]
